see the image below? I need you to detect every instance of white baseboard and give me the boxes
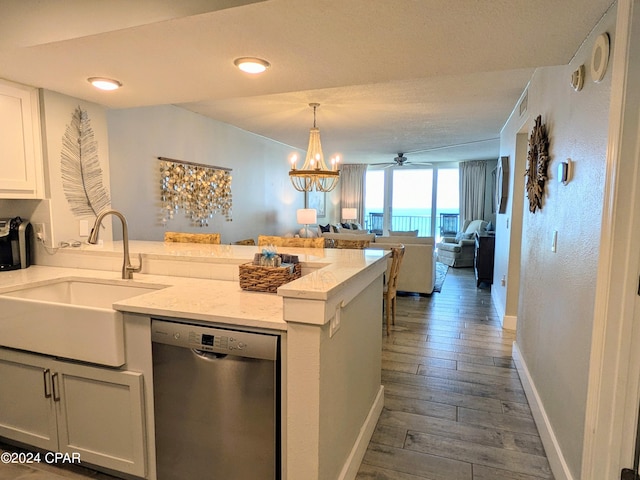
[512,343,574,480]
[339,385,384,480]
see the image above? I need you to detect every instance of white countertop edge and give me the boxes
[11,244,390,330]
[0,266,286,329]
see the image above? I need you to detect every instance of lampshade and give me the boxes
[296,208,317,225]
[342,208,357,221]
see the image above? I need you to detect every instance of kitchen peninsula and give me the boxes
[0,241,388,480]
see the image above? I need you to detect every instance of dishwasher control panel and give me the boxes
[151,319,278,361]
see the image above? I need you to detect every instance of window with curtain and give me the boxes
[459,160,487,225]
[339,164,368,224]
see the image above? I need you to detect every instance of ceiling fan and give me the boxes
[372,153,432,168]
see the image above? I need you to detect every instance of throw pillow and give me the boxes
[332,224,342,233]
[318,224,331,233]
[341,222,352,229]
[351,222,364,230]
[455,231,474,242]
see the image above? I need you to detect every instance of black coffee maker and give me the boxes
[0,217,32,271]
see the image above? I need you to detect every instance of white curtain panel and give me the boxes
[340,164,368,222]
[459,160,487,225]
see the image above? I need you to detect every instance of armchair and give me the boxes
[436,220,487,267]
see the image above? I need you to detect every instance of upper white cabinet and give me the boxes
[0,79,44,198]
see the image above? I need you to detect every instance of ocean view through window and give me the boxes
[364,166,459,239]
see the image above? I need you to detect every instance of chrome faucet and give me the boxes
[88,209,142,279]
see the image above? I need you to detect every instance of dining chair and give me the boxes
[164,232,221,244]
[333,239,371,249]
[383,244,405,335]
[234,238,256,245]
[257,235,324,248]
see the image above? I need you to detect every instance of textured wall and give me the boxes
[498,7,616,478]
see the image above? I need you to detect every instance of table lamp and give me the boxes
[297,208,317,237]
[342,207,358,223]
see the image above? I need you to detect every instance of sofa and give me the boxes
[368,235,435,295]
[436,219,488,267]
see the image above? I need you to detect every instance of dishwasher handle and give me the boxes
[192,349,228,361]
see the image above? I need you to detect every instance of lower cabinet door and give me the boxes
[0,351,58,451]
[54,361,146,478]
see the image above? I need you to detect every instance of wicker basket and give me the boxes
[239,262,302,293]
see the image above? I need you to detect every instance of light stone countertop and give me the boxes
[5,241,389,331]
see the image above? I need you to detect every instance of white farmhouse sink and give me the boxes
[0,278,166,366]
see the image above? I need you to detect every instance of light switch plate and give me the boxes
[79,220,89,237]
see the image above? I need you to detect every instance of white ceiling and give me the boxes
[0,0,614,164]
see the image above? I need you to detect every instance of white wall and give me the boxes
[497,5,616,478]
[106,105,339,243]
[39,90,114,246]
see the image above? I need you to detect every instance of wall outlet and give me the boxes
[329,305,342,338]
[33,223,46,242]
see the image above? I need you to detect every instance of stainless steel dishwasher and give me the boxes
[151,318,280,480]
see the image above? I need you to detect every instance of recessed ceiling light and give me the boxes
[233,57,270,74]
[87,77,122,91]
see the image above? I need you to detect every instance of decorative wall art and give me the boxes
[61,106,111,217]
[305,190,326,218]
[495,156,509,214]
[158,157,232,227]
[524,115,551,213]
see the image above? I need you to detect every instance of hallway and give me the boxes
[356,267,554,480]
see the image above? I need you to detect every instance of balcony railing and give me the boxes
[366,212,459,238]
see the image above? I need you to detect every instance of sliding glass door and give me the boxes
[364,166,459,238]
[391,169,432,235]
[435,168,460,239]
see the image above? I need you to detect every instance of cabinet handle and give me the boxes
[43,369,51,398]
[51,372,60,402]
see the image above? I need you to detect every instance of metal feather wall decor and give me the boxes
[61,106,111,217]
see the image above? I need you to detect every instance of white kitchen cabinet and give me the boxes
[0,348,147,477]
[0,351,58,451]
[0,79,44,198]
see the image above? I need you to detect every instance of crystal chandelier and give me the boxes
[289,103,340,192]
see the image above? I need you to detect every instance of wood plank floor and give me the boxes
[356,266,554,480]
[0,267,553,480]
